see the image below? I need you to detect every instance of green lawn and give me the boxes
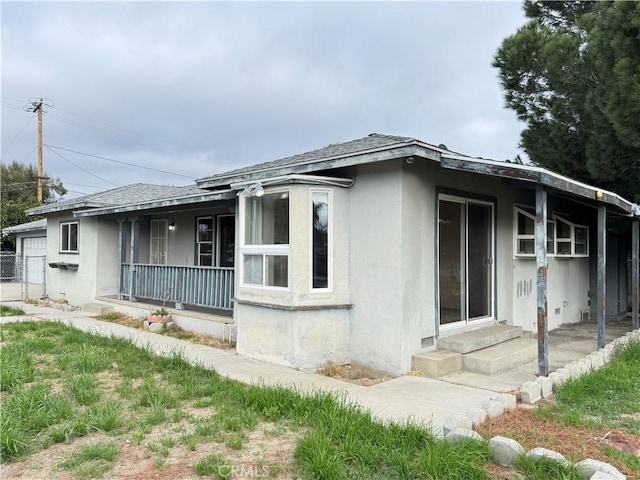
[0,320,491,479]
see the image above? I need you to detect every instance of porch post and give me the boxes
[632,219,639,330]
[596,205,607,349]
[535,184,549,376]
[117,219,127,300]
[128,218,140,302]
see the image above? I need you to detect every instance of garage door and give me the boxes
[22,237,46,285]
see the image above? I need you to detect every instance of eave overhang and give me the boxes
[74,190,236,218]
[440,155,639,216]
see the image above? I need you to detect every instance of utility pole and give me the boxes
[23,97,53,202]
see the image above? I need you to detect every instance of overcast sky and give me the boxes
[2,1,528,199]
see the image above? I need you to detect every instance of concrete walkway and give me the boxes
[1,301,632,436]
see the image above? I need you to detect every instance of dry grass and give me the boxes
[96,312,234,350]
[315,361,394,386]
[475,404,640,479]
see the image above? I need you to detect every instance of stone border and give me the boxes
[442,328,640,480]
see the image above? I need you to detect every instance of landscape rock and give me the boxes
[589,472,622,480]
[493,393,517,410]
[575,458,625,480]
[488,436,524,467]
[482,400,505,418]
[526,447,570,467]
[444,428,483,443]
[467,407,488,427]
[520,381,542,404]
[535,376,554,398]
[442,414,472,436]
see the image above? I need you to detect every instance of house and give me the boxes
[27,133,640,375]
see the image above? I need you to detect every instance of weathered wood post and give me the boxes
[596,204,606,349]
[535,184,549,376]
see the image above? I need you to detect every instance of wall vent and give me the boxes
[421,336,434,348]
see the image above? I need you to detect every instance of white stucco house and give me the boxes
[26,133,640,375]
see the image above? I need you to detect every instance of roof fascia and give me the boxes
[74,190,235,217]
[27,201,110,216]
[197,144,441,188]
[440,155,636,215]
[230,174,354,190]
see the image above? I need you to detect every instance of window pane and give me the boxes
[245,193,289,245]
[197,217,213,242]
[61,224,69,251]
[312,192,329,288]
[243,255,263,285]
[199,254,213,266]
[200,243,212,255]
[547,222,555,254]
[70,224,78,251]
[517,212,533,235]
[218,215,235,268]
[557,241,571,255]
[575,227,588,255]
[266,255,288,287]
[518,239,535,254]
[557,219,571,239]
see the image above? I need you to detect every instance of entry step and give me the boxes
[411,350,462,377]
[437,325,523,354]
[461,337,538,375]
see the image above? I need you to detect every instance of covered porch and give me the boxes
[75,188,238,314]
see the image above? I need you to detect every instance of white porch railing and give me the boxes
[120,263,234,310]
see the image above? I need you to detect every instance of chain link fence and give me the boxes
[0,252,46,301]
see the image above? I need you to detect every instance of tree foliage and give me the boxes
[494,0,640,201]
[1,161,66,248]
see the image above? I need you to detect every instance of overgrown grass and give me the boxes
[533,340,640,474]
[0,305,25,316]
[0,320,493,478]
[538,341,640,435]
[515,454,581,480]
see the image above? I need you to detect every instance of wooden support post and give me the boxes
[632,219,639,330]
[37,103,43,203]
[117,219,128,300]
[597,205,607,349]
[128,219,139,302]
[535,185,549,376]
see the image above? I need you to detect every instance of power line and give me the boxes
[46,144,195,179]
[2,112,36,157]
[45,145,118,187]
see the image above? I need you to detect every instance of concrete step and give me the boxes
[437,324,523,354]
[412,350,462,377]
[81,303,114,315]
[461,337,538,375]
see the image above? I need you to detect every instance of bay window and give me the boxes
[241,190,289,288]
[311,190,331,290]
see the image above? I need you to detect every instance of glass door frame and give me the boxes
[436,193,496,331]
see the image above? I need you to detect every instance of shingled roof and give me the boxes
[196,133,449,188]
[27,183,210,216]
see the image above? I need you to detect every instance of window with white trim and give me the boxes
[513,206,588,257]
[60,221,78,253]
[311,189,331,290]
[554,215,589,257]
[513,208,555,257]
[241,190,289,288]
[196,217,213,266]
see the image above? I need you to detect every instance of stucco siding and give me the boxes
[348,161,404,374]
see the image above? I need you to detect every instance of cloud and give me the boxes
[1,1,526,197]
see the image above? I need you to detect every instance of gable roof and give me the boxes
[196,133,451,188]
[27,183,210,216]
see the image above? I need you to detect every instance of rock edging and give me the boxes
[441,328,640,480]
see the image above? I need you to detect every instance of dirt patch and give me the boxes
[316,361,394,386]
[96,313,234,350]
[475,404,640,479]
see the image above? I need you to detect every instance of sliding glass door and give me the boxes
[438,195,494,328]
